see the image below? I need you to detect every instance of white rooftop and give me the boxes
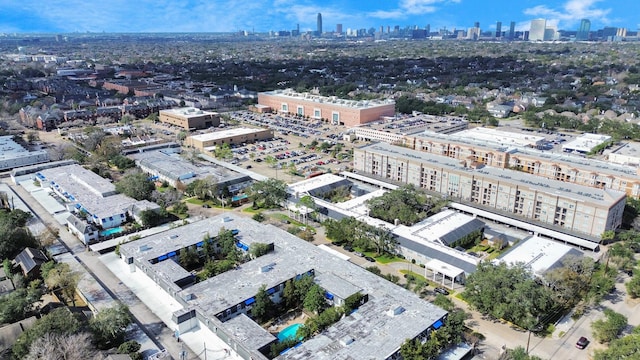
[161,107,216,118]
[454,127,545,147]
[189,127,268,142]
[262,89,395,110]
[497,236,584,275]
[562,133,612,153]
[288,173,349,196]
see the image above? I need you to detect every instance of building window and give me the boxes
[281,103,288,112]
[314,109,321,119]
[331,112,340,124]
[297,106,304,116]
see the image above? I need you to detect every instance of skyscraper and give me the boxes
[316,13,322,36]
[529,19,546,41]
[576,19,591,40]
[495,21,502,38]
[336,24,342,34]
[509,21,516,39]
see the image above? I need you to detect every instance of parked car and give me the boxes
[364,256,376,262]
[343,245,354,252]
[354,252,364,257]
[434,287,450,296]
[576,336,589,349]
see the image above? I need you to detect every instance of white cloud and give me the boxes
[368,0,459,20]
[524,0,611,27]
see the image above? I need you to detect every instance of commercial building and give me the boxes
[186,128,273,151]
[129,149,253,194]
[352,114,468,144]
[354,142,626,238]
[529,19,547,41]
[452,127,545,148]
[0,136,49,171]
[257,89,395,127]
[562,133,611,154]
[576,19,591,40]
[159,107,220,130]
[119,213,447,360]
[498,236,584,277]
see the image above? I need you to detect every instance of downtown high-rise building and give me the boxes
[316,13,322,35]
[336,24,342,34]
[495,21,502,38]
[576,19,591,40]
[509,21,516,39]
[529,19,546,41]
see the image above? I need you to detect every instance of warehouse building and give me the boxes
[186,127,273,151]
[159,107,220,130]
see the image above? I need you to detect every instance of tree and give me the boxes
[251,285,275,323]
[303,284,326,314]
[115,170,155,201]
[139,209,165,228]
[24,332,98,360]
[282,280,297,309]
[13,308,82,359]
[43,262,80,306]
[248,178,288,209]
[110,154,136,170]
[543,255,595,307]
[184,177,218,200]
[463,262,554,329]
[593,331,640,360]
[249,243,271,258]
[90,302,133,349]
[118,340,143,360]
[626,272,640,298]
[0,209,39,260]
[179,247,200,271]
[214,143,233,160]
[501,346,543,360]
[592,309,628,343]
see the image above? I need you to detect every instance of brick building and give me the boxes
[159,107,220,130]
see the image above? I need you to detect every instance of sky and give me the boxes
[0,0,638,34]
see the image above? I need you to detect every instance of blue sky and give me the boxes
[0,0,637,34]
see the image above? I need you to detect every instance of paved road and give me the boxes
[5,179,195,360]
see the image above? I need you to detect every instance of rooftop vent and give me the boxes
[386,306,405,317]
[339,335,355,346]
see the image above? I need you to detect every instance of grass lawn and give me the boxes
[375,253,406,264]
[399,270,428,282]
[186,197,204,205]
[156,186,171,193]
[243,207,261,214]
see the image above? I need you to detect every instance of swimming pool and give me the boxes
[277,323,302,342]
[100,226,124,237]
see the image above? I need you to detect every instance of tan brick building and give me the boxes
[186,127,273,150]
[159,107,220,130]
[354,142,626,238]
[257,89,395,127]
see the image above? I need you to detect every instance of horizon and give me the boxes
[0,1,638,34]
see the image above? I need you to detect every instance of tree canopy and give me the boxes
[0,208,39,260]
[591,309,628,344]
[366,184,445,226]
[114,170,155,201]
[462,262,555,329]
[248,178,288,209]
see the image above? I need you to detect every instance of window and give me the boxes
[297,106,304,115]
[313,109,321,119]
[331,112,340,124]
[281,103,288,112]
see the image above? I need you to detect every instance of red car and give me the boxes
[576,336,589,349]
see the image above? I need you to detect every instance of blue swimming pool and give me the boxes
[100,226,124,237]
[277,323,302,342]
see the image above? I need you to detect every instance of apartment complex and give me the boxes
[119,214,447,360]
[354,143,626,238]
[186,128,273,151]
[257,89,395,127]
[411,132,640,198]
[159,107,220,130]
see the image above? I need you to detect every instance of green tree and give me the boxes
[214,143,233,160]
[251,285,275,323]
[0,209,39,260]
[303,284,326,314]
[282,280,297,308]
[115,170,155,201]
[179,247,200,271]
[248,178,288,209]
[592,309,628,343]
[13,308,82,359]
[593,331,640,360]
[90,302,133,349]
[249,243,271,258]
[626,272,640,298]
[43,262,80,306]
[110,154,136,169]
[139,209,165,228]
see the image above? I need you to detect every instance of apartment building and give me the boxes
[354,143,626,238]
[409,132,640,198]
[159,107,220,130]
[257,89,395,127]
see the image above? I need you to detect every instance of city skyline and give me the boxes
[0,0,638,34]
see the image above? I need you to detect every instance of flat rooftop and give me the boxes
[562,133,612,153]
[160,107,217,118]
[261,89,395,110]
[287,173,350,196]
[0,135,48,160]
[408,210,485,246]
[189,127,269,142]
[497,236,583,275]
[454,127,545,147]
[416,129,637,178]
[120,213,447,360]
[359,142,627,206]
